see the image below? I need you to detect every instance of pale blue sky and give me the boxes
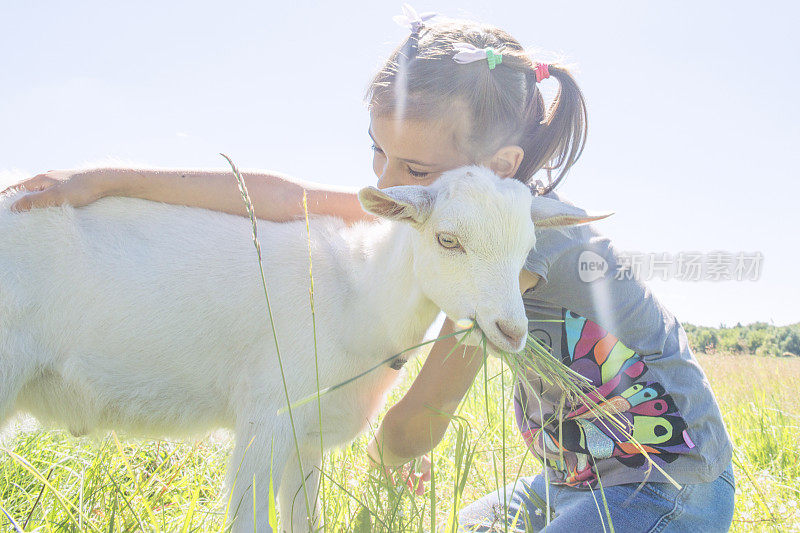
[1,1,797,326]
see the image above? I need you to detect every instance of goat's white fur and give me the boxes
[0,165,605,531]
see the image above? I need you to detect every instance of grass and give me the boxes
[696,351,800,531]
[1,351,798,531]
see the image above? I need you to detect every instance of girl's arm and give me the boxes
[367,269,541,466]
[367,316,484,466]
[5,167,377,225]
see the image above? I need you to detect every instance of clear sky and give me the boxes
[2,1,797,327]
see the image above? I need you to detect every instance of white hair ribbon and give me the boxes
[393,3,437,33]
[452,42,488,64]
[452,42,503,69]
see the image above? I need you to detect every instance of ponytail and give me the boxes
[514,63,588,195]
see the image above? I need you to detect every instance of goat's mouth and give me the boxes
[472,316,527,354]
[487,334,526,354]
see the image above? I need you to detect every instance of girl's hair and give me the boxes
[364,18,587,196]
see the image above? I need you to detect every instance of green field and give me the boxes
[1,349,797,532]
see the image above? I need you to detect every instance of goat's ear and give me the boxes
[531,196,614,228]
[358,185,433,226]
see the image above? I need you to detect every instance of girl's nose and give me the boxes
[377,169,400,189]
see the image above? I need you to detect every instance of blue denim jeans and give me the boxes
[458,462,736,532]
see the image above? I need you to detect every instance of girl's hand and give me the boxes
[2,169,107,212]
[366,436,432,495]
[399,455,432,496]
[369,452,432,496]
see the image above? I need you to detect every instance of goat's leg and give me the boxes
[278,447,322,533]
[226,412,293,533]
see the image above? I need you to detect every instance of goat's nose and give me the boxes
[495,319,527,348]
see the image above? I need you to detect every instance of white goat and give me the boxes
[0,164,602,531]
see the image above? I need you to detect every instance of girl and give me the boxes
[4,7,735,532]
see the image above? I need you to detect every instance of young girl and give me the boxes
[4,7,735,532]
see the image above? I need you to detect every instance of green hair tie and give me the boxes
[485,47,503,70]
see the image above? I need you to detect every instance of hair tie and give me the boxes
[534,62,550,83]
[393,3,437,34]
[452,42,504,70]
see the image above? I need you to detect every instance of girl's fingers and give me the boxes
[0,178,36,194]
[0,179,28,195]
[2,175,47,196]
[9,198,27,212]
[406,472,426,495]
[10,189,59,212]
[375,460,429,495]
[10,196,33,213]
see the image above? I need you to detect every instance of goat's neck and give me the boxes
[347,221,440,358]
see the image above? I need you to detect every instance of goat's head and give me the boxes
[359,165,611,353]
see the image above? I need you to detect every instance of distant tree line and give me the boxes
[682,321,800,357]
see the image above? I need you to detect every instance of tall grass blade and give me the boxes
[302,190,327,531]
[269,439,278,531]
[220,153,311,528]
[279,328,475,414]
[593,468,614,533]
[180,486,199,533]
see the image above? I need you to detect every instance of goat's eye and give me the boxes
[436,232,461,249]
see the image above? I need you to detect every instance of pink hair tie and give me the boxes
[534,63,550,83]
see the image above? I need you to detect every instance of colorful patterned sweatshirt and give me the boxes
[517,190,732,488]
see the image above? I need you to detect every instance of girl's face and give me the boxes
[369,113,476,189]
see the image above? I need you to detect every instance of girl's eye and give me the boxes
[436,232,461,249]
[370,143,430,178]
